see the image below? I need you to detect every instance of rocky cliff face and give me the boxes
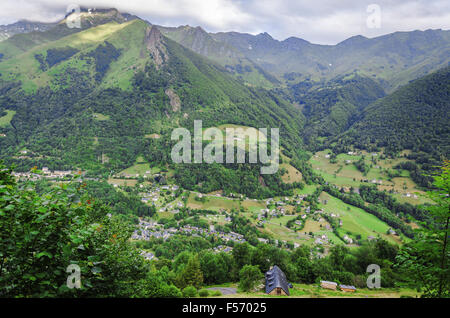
[144,26,168,67]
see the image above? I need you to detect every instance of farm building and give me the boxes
[265,265,290,296]
[320,281,338,290]
[339,285,357,292]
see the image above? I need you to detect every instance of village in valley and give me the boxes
[10,147,424,297]
[13,147,412,257]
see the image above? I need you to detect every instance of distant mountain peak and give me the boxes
[282,37,310,50]
[283,36,310,44]
[257,32,273,40]
[337,35,369,46]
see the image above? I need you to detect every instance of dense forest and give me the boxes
[343,67,450,160]
[291,74,386,149]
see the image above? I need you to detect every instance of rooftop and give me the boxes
[265,265,290,296]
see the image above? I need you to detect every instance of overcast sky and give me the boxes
[1,0,449,44]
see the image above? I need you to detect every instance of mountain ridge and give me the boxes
[2,8,448,91]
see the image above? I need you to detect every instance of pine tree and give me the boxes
[183,255,204,289]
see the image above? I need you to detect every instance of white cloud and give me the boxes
[0,0,449,44]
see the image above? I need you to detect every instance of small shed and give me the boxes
[265,265,290,296]
[339,285,357,292]
[320,280,338,290]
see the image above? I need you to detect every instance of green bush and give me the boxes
[162,285,183,298]
[239,265,263,292]
[198,289,209,297]
[211,290,222,297]
[0,163,150,297]
[182,286,198,298]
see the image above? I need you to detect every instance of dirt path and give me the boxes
[207,287,237,295]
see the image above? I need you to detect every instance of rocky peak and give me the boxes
[144,26,168,67]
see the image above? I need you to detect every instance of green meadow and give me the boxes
[319,192,400,245]
[0,110,16,127]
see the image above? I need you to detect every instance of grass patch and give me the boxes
[186,193,240,211]
[0,110,16,127]
[229,283,420,298]
[107,178,137,187]
[93,113,110,121]
[280,163,303,183]
[119,162,161,176]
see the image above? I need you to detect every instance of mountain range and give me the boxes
[159,23,450,92]
[0,7,448,176]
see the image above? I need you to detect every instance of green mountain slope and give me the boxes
[297,74,386,147]
[158,25,279,88]
[343,66,450,159]
[0,8,137,61]
[0,17,305,177]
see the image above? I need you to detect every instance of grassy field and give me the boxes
[100,20,149,90]
[157,211,176,220]
[303,218,329,233]
[120,163,152,175]
[0,110,16,127]
[393,193,432,205]
[205,283,420,298]
[280,162,303,183]
[144,133,161,139]
[241,200,266,212]
[200,214,229,226]
[186,193,240,211]
[107,178,138,187]
[119,162,161,176]
[262,222,308,244]
[309,150,428,204]
[294,184,317,196]
[318,192,401,245]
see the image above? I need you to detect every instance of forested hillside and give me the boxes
[291,74,386,148]
[0,15,305,189]
[343,67,450,159]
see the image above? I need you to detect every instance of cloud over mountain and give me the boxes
[0,0,449,44]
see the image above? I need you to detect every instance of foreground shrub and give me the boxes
[182,286,198,298]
